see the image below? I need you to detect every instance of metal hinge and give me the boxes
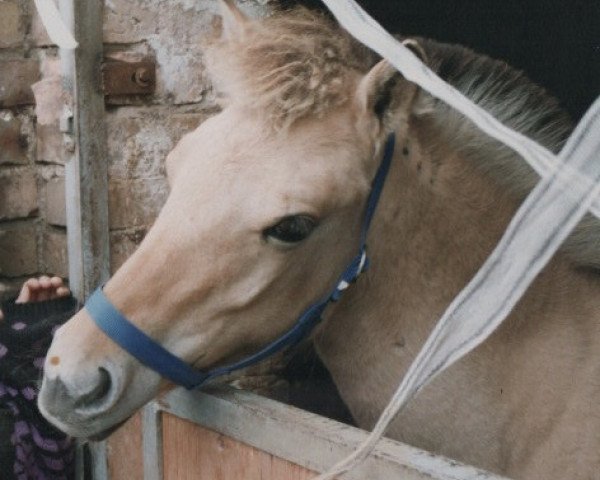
[101,60,156,96]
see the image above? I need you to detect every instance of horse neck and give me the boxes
[367,119,520,308]
[321,117,599,349]
[316,120,522,360]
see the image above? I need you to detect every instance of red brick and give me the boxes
[32,75,67,164]
[44,175,66,226]
[107,109,209,179]
[37,55,62,85]
[37,123,66,164]
[108,178,168,229]
[0,221,38,277]
[30,0,53,47]
[0,1,23,48]
[0,59,40,107]
[0,111,28,165]
[31,76,63,124]
[42,229,68,278]
[0,168,38,220]
[103,0,160,44]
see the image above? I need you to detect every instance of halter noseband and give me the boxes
[85,135,396,390]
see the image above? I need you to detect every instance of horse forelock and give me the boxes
[205,7,375,130]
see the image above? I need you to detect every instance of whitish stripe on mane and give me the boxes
[205,7,598,270]
[418,39,598,270]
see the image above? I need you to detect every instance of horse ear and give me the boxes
[402,38,428,65]
[220,0,248,40]
[356,39,428,133]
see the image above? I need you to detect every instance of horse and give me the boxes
[38,2,600,478]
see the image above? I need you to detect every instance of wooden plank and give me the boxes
[157,388,510,480]
[60,0,110,302]
[162,413,316,480]
[106,412,144,480]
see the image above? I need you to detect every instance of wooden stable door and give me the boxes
[101,388,509,480]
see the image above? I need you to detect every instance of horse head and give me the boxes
[38,1,424,438]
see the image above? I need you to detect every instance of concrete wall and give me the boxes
[0,0,271,299]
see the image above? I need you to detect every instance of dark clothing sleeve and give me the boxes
[0,295,79,480]
[0,296,79,384]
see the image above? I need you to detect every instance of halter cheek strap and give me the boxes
[85,135,396,390]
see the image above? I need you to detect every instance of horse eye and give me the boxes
[264,215,317,244]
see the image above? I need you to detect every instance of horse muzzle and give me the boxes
[38,360,125,437]
[37,309,161,438]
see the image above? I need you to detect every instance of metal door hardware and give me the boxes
[101,60,156,95]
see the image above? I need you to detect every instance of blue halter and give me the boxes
[85,135,396,390]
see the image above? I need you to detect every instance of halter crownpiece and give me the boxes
[85,135,396,390]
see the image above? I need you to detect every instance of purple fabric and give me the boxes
[0,295,78,480]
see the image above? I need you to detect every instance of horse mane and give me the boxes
[417,39,599,271]
[206,7,599,270]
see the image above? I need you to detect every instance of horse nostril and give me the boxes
[40,367,117,421]
[73,367,112,409]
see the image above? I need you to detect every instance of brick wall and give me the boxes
[0,0,66,300]
[103,0,270,273]
[0,0,270,300]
